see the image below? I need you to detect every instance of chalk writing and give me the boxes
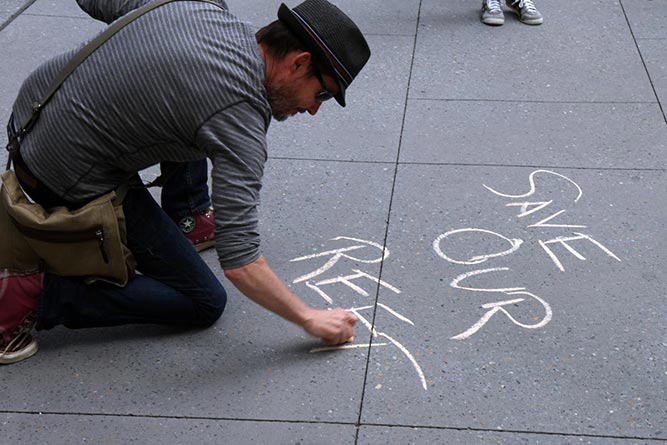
[433,228,523,265]
[538,233,621,272]
[436,170,620,340]
[290,236,387,284]
[290,237,427,390]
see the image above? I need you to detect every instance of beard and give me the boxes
[266,82,300,122]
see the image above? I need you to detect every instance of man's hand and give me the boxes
[302,308,357,345]
[224,256,358,345]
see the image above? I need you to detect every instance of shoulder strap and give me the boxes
[6,0,221,171]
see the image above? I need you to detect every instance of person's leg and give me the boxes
[36,185,226,330]
[160,160,210,218]
[160,160,215,252]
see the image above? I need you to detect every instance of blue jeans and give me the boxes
[160,160,211,218]
[36,181,226,330]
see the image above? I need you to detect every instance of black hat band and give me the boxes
[290,10,353,87]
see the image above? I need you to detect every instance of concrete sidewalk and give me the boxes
[1,0,666,443]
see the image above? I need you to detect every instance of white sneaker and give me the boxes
[506,0,543,25]
[481,0,504,26]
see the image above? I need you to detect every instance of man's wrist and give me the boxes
[295,305,317,329]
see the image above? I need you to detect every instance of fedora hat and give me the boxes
[278,0,370,107]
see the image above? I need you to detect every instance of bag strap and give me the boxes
[5,0,220,171]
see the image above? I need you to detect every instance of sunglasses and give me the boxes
[312,64,334,103]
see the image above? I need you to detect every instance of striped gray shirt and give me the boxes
[11,0,271,269]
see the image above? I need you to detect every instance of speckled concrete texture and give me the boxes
[2,413,357,444]
[361,165,666,438]
[411,0,656,103]
[399,100,667,168]
[621,0,667,39]
[358,425,667,445]
[1,0,666,444]
[0,1,33,29]
[638,39,667,107]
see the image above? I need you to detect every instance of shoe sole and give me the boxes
[520,17,543,25]
[194,239,215,252]
[482,18,504,25]
[0,338,38,365]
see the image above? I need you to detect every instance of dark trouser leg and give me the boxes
[36,186,226,330]
[160,160,211,218]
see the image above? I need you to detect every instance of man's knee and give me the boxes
[195,286,227,327]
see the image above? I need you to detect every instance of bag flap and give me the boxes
[1,170,117,231]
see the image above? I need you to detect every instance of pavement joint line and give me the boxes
[19,13,91,20]
[412,98,660,105]
[1,409,665,442]
[269,157,396,165]
[366,32,416,37]
[396,162,667,172]
[0,0,38,33]
[0,409,356,427]
[353,1,425,443]
[618,0,667,126]
[269,157,667,173]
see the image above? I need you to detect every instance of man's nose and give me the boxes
[307,102,321,115]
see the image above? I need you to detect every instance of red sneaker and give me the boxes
[172,208,215,252]
[0,270,42,364]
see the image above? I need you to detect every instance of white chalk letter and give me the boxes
[451,290,552,340]
[433,228,523,265]
[450,267,525,293]
[539,232,621,272]
[483,169,583,203]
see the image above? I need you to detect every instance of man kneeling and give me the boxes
[1,0,370,364]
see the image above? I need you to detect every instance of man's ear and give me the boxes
[290,51,312,73]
